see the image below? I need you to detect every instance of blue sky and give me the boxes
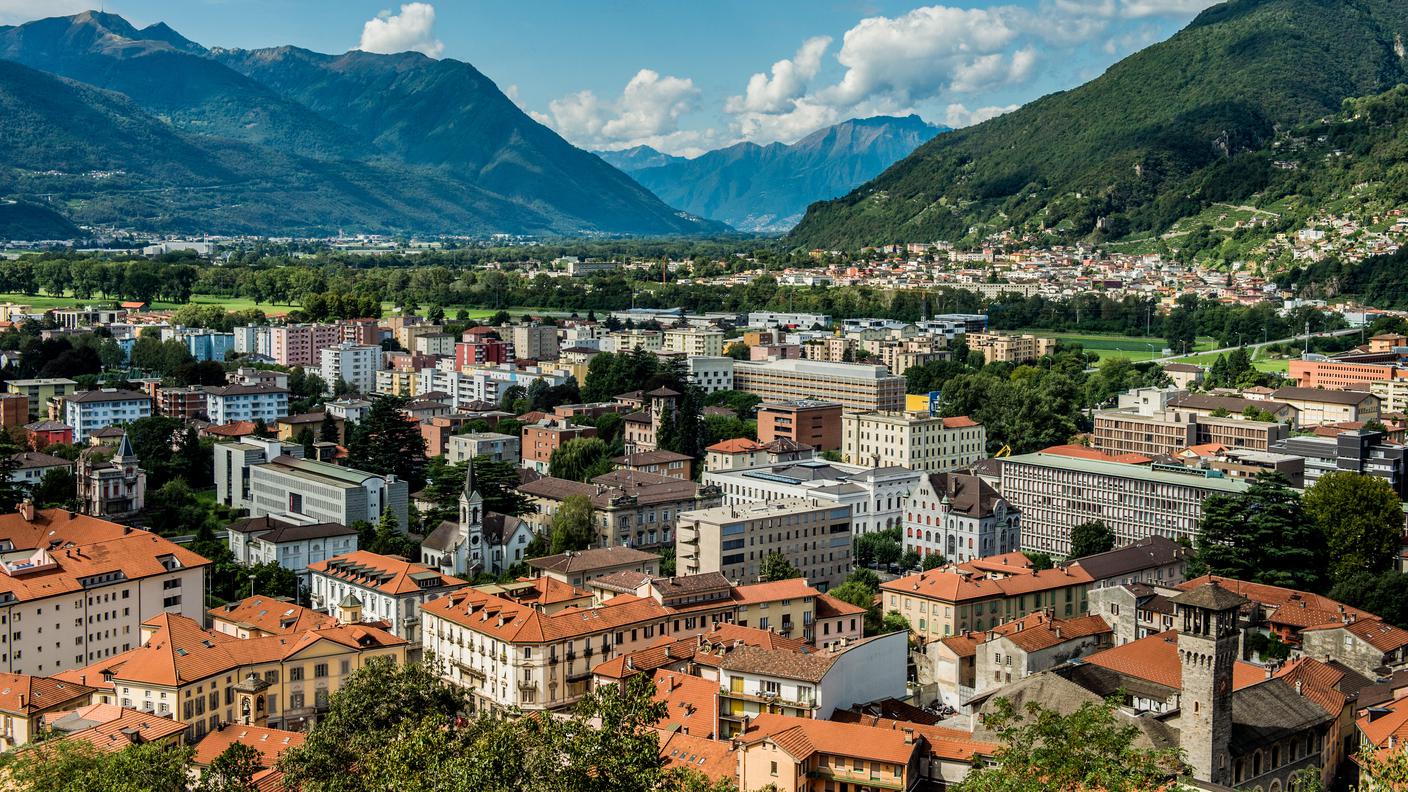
[1,0,1221,155]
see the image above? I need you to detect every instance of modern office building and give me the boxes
[1092,387,1291,457]
[840,411,986,472]
[248,456,409,530]
[1289,358,1408,390]
[999,450,1249,556]
[675,499,853,591]
[704,458,919,537]
[1271,429,1408,498]
[732,359,905,412]
[686,356,735,393]
[62,389,153,443]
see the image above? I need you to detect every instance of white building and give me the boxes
[62,389,153,443]
[324,398,373,424]
[7,452,71,492]
[703,458,921,536]
[840,412,987,473]
[205,383,289,425]
[0,505,208,676]
[903,471,1020,563]
[718,630,907,724]
[687,356,735,394]
[307,551,466,644]
[417,365,568,410]
[747,312,831,329]
[319,343,382,395]
[420,461,536,577]
[226,515,360,584]
[447,432,520,464]
[663,327,725,358]
[214,437,302,512]
[248,456,409,530]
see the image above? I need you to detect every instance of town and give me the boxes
[0,269,1403,791]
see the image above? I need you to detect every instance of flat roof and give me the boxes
[1002,452,1249,493]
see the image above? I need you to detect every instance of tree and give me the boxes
[1329,571,1408,629]
[1304,471,1403,583]
[195,742,261,792]
[471,457,535,517]
[30,467,75,508]
[366,512,419,558]
[3,738,195,792]
[549,437,613,482]
[549,495,595,554]
[957,696,1185,792]
[899,549,921,571]
[144,479,213,536]
[922,553,947,571]
[319,411,340,443]
[1068,521,1115,559]
[346,396,428,489]
[1196,473,1325,591]
[759,551,801,582]
[854,531,902,568]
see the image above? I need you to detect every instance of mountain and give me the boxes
[607,116,945,232]
[595,146,687,172]
[0,12,723,237]
[788,0,1408,249]
[0,202,80,241]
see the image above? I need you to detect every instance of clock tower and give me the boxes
[1171,581,1247,786]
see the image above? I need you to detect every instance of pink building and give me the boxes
[270,324,341,367]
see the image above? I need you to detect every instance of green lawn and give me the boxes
[0,291,560,318]
[1021,330,1217,362]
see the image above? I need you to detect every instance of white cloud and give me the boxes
[357,3,443,58]
[0,0,89,25]
[944,102,1020,128]
[537,68,702,153]
[1120,0,1219,17]
[725,36,831,115]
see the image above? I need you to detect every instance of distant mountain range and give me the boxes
[0,11,724,238]
[788,0,1408,249]
[597,115,946,232]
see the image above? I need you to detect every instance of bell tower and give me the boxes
[1170,581,1246,786]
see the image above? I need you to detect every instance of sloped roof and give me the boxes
[1168,581,1249,612]
[193,725,306,767]
[208,596,336,635]
[738,712,919,765]
[0,673,94,715]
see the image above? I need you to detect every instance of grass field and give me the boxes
[1021,330,1218,361]
[0,291,558,318]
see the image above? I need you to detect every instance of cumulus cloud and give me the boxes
[536,68,703,153]
[1120,0,1219,17]
[944,102,1021,128]
[725,36,831,115]
[357,3,444,58]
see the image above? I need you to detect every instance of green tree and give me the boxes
[549,494,596,554]
[759,551,801,582]
[30,467,75,509]
[194,742,261,792]
[957,696,1185,792]
[471,457,535,517]
[319,412,340,443]
[1068,521,1116,559]
[922,553,947,571]
[144,478,213,536]
[1195,473,1325,591]
[549,437,613,482]
[3,738,194,792]
[346,396,428,489]
[1304,471,1403,583]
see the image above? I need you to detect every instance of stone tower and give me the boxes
[1171,581,1247,786]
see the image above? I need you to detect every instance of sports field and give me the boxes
[1021,331,1217,361]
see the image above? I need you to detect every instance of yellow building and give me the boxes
[736,713,922,792]
[5,378,77,421]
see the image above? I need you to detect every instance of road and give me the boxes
[1083,327,1364,372]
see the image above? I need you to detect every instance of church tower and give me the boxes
[459,457,483,531]
[1171,581,1247,786]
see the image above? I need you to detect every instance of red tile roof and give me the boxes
[193,725,306,767]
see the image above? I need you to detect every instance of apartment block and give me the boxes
[965,333,1056,364]
[521,418,597,474]
[511,324,559,361]
[319,343,382,395]
[733,359,905,412]
[227,515,360,583]
[269,324,340,367]
[663,327,725,358]
[156,386,208,420]
[63,389,153,443]
[6,378,76,421]
[413,332,455,357]
[206,383,290,425]
[455,338,515,368]
[758,401,843,451]
[676,499,853,591]
[840,411,986,472]
[308,551,466,644]
[0,506,209,676]
[447,432,521,464]
[881,554,1093,640]
[999,450,1248,556]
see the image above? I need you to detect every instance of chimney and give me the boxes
[902,728,915,745]
[1054,626,1063,640]
[16,501,34,522]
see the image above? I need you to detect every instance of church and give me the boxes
[421,459,535,578]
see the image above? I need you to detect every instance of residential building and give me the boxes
[156,386,208,420]
[1071,535,1190,589]
[7,451,71,493]
[971,611,1113,696]
[704,438,815,473]
[307,551,466,644]
[903,471,1020,563]
[6,378,76,420]
[882,555,1093,642]
[733,359,905,412]
[62,389,153,443]
[413,332,455,357]
[663,327,725,358]
[447,432,520,464]
[319,343,382,394]
[734,713,923,792]
[687,356,734,393]
[61,611,407,739]
[964,333,1056,364]
[1372,377,1408,414]
[22,420,72,450]
[841,412,986,472]
[1270,386,1379,425]
[0,393,31,429]
[999,449,1249,555]
[207,596,337,639]
[226,515,360,584]
[521,417,597,474]
[269,324,341,367]
[0,505,209,676]
[757,401,843,452]
[455,337,515,368]
[183,331,235,362]
[511,324,559,361]
[1162,362,1205,389]
[676,499,853,591]
[248,455,409,530]
[0,672,97,748]
[205,383,290,426]
[1271,429,1408,497]
[527,546,661,590]
[703,458,919,536]
[613,450,693,480]
[1301,618,1408,680]
[518,470,722,550]
[75,433,147,521]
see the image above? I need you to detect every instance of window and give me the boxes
[290,667,304,682]
[314,663,328,678]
